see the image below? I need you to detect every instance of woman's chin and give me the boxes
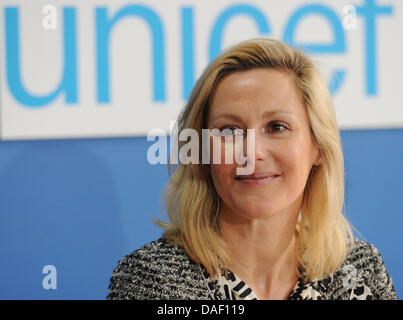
[227,204,277,221]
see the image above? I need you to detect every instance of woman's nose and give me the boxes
[252,128,268,162]
[238,128,267,167]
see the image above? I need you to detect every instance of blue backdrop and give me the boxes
[0,128,401,299]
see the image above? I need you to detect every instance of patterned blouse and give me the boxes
[201,266,374,300]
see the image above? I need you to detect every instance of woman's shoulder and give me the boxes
[117,237,189,265]
[106,237,210,300]
[345,239,386,266]
[317,239,397,300]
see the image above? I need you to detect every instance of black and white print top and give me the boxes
[107,237,398,300]
[208,269,259,300]
[201,266,376,300]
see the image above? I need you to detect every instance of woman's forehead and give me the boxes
[207,69,305,123]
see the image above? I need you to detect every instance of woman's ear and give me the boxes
[313,143,321,167]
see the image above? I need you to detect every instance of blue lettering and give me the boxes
[209,4,270,61]
[328,70,346,95]
[283,4,345,53]
[4,2,393,107]
[356,0,393,96]
[181,7,195,100]
[5,7,78,107]
[283,4,346,95]
[95,5,165,103]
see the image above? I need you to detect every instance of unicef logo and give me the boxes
[4,1,393,108]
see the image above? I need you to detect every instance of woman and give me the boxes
[107,38,397,300]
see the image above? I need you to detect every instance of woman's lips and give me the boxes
[235,173,280,185]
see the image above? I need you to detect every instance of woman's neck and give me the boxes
[219,206,300,299]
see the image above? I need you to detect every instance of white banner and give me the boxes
[0,0,402,140]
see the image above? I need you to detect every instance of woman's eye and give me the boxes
[219,126,245,137]
[267,121,288,133]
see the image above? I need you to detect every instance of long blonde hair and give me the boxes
[156,38,353,282]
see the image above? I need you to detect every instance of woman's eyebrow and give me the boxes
[213,109,296,123]
[261,109,296,119]
[213,114,243,123]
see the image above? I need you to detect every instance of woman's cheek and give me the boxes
[211,163,233,199]
[279,141,312,185]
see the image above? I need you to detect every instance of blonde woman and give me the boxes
[107,38,397,300]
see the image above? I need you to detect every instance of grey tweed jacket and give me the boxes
[107,237,398,300]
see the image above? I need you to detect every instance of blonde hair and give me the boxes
[156,38,353,282]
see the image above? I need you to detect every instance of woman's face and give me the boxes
[207,68,320,220]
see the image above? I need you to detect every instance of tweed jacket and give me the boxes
[107,237,397,300]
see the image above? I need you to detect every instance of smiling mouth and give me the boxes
[235,173,280,184]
